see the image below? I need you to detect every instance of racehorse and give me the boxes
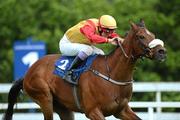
[3,19,166,120]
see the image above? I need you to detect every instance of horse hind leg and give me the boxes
[26,89,54,120]
[34,94,54,120]
[53,100,74,120]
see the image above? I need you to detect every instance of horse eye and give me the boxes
[139,35,145,39]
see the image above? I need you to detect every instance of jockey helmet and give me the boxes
[99,15,117,29]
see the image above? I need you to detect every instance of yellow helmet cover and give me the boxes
[99,15,117,29]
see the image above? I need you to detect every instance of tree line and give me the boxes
[0,0,179,82]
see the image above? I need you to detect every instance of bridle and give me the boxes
[116,28,154,61]
[117,32,164,62]
[134,31,153,59]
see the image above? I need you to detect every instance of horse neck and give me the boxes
[107,31,136,81]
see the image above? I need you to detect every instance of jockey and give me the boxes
[59,15,123,74]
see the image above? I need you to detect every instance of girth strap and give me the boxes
[89,68,133,86]
[72,86,81,110]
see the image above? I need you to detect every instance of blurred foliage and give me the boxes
[0,0,179,110]
[0,0,179,82]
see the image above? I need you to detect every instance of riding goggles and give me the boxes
[101,28,115,34]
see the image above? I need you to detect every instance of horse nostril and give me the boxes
[158,49,166,55]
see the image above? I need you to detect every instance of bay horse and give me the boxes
[3,20,166,120]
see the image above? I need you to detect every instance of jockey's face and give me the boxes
[99,27,115,37]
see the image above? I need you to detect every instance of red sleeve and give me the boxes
[80,25,108,43]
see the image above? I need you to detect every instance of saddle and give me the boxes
[53,55,97,85]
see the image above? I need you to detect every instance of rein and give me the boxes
[116,39,137,61]
[117,40,150,61]
[116,36,152,61]
[117,40,129,58]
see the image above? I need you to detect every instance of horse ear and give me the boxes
[130,21,138,30]
[140,18,145,27]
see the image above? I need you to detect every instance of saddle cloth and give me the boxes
[53,55,97,85]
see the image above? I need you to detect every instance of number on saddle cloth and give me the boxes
[53,55,97,84]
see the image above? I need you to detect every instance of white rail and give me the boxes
[1,82,180,120]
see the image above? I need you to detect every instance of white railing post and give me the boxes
[156,91,161,113]
[148,107,154,120]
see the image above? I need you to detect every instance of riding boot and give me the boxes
[63,55,83,82]
[68,55,83,71]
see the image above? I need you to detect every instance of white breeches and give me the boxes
[59,35,105,56]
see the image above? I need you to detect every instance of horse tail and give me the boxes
[3,78,24,120]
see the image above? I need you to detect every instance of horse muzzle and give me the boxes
[148,39,166,62]
[152,46,167,62]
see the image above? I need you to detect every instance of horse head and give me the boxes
[120,19,166,62]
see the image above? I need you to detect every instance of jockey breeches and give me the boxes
[59,35,105,56]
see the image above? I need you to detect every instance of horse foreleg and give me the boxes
[115,105,142,120]
[87,107,105,120]
[53,101,74,120]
